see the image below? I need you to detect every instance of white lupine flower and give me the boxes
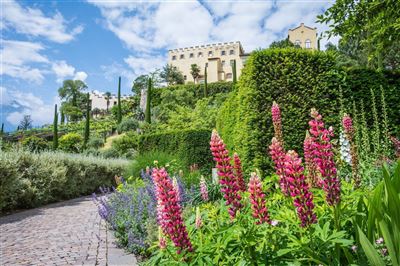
[340,132,352,165]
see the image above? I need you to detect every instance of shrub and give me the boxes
[101,147,121,159]
[21,135,48,152]
[117,118,139,134]
[87,136,104,149]
[137,129,213,173]
[0,150,128,212]
[112,133,139,156]
[58,132,83,153]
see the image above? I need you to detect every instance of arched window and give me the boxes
[295,40,301,46]
[305,39,311,49]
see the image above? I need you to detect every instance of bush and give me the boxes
[58,132,83,153]
[117,118,139,134]
[112,133,139,155]
[101,147,120,159]
[21,136,48,152]
[87,136,104,149]
[0,150,128,212]
[217,48,400,173]
[137,129,213,173]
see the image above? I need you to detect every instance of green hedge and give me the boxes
[217,48,400,174]
[0,150,128,213]
[152,81,233,107]
[137,129,213,172]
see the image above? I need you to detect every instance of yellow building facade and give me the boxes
[168,41,249,84]
[288,23,318,50]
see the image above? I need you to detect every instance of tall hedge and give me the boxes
[217,48,400,174]
[137,129,212,171]
[152,81,233,107]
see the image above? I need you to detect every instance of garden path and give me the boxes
[0,197,137,266]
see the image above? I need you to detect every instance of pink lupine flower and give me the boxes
[248,172,271,225]
[284,150,317,227]
[152,168,193,254]
[269,137,289,196]
[304,131,320,187]
[199,175,209,201]
[272,101,284,144]
[342,113,360,187]
[172,177,181,203]
[210,130,243,219]
[233,153,247,192]
[158,226,167,249]
[195,207,202,229]
[309,109,341,206]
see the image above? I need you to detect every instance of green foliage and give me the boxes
[232,59,237,84]
[21,136,48,152]
[126,151,183,178]
[137,129,213,173]
[58,132,83,153]
[84,93,90,148]
[111,100,132,119]
[111,133,138,156]
[269,38,298,49]
[190,64,201,83]
[53,104,58,150]
[160,64,184,85]
[204,66,208,97]
[87,136,104,149]
[58,79,88,121]
[145,78,152,124]
[19,115,33,131]
[117,118,139,134]
[117,76,122,123]
[0,150,128,212]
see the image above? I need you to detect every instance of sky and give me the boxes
[0,0,338,132]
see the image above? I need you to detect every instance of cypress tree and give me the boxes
[204,65,208,97]
[84,93,90,149]
[117,76,122,123]
[53,104,58,150]
[232,59,237,84]
[60,110,65,125]
[1,123,4,135]
[145,77,152,124]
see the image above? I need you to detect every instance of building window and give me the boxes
[180,54,185,59]
[295,40,301,46]
[184,75,187,80]
[226,73,232,79]
[221,50,226,56]
[189,53,194,58]
[221,60,225,66]
[172,55,176,60]
[208,51,213,57]
[229,49,234,55]
[305,39,311,49]
[198,52,203,57]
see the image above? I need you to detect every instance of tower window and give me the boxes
[189,53,194,58]
[229,49,235,55]
[295,40,301,46]
[305,39,311,49]
[172,55,176,60]
[180,54,185,59]
[208,51,213,56]
[198,52,203,57]
[221,50,226,56]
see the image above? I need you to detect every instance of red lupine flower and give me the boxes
[233,153,247,192]
[199,176,209,201]
[272,101,284,144]
[210,130,242,219]
[284,150,317,227]
[304,131,320,187]
[248,172,271,225]
[342,113,360,187]
[269,137,289,196]
[152,168,193,254]
[309,109,340,206]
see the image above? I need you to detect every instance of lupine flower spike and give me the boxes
[271,101,284,144]
[248,172,271,224]
[342,114,360,187]
[210,130,243,219]
[269,137,289,196]
[284,150,317,227]
[152,168,193,254]
[233,153,247,192]
[303,131,320,187]
[309,109,340,206]
[172,177,181,203]
[195,207,202,229]
[199,175,209,202]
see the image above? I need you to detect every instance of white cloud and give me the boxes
[124,54,165,77]
[1,39,48,83]
[1,0,83,43]
[1,86,60,126]
[74,71,88,82]
[52,60,75,83]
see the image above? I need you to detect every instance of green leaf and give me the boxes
[357,226,386,266]
[379,220,399,266]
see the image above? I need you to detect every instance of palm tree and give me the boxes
[104,91,111,112]
[190,64,201,83]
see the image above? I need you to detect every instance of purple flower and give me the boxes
[376,237,384,245]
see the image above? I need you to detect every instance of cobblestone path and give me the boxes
[0,197,136,266]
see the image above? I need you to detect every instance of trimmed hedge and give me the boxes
[217,48,400,173]
[152,81,233,107]
[137,129,213,171]
[0,150,128,213]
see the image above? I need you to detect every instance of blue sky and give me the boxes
[1,0,337,132]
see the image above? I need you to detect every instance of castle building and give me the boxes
[168,41,249,84]
[89,91,129,111]
[288,23,318,50]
